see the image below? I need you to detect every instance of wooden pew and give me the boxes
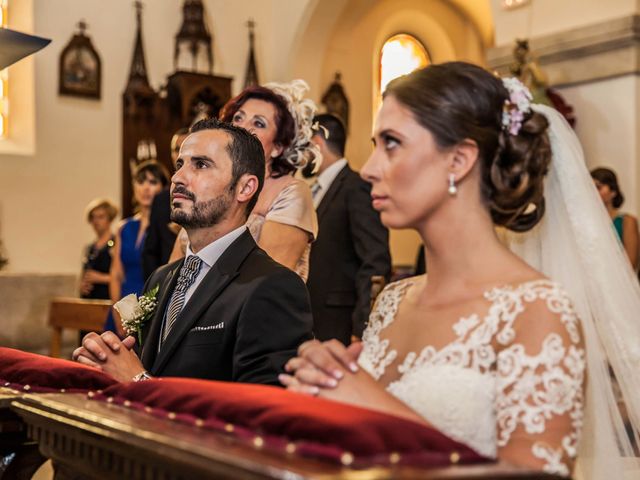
[11,392,567,480]
[48,298,112,358]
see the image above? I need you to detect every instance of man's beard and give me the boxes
[170,188,234,229]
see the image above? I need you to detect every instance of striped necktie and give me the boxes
[161,255,203,344]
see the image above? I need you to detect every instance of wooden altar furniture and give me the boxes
[121,3,232,217]
[11,392,567,480]
[48,298,112,358]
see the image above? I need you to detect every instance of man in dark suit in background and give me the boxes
[74,119,313,385]
[307,114,391,344]
[142,128,189,280]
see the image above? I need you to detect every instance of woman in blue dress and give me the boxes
[105,161,169,335]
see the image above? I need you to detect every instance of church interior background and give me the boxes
[1,0,639,354]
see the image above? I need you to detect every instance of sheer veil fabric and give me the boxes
[501,105,640,479]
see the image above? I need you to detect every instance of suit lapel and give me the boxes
[140,261,182,369]
[150,229,257,374]
[317,165,350,221]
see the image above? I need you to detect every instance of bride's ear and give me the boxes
[448,139,479,181]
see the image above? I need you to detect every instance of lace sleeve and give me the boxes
[493,282,586,476]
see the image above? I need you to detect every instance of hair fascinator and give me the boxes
[264,79,321,172]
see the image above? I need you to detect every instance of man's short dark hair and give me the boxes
[190,118,265,215]
[313,113,346,157]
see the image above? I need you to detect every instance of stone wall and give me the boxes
[0,273,77,355]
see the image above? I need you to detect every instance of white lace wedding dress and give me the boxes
[358,276,586,477]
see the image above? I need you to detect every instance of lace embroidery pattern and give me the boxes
[358,279,585,476]
[359,279,413,379]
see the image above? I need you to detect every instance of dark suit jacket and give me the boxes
[139,229,313,385]
[142,189,177,281]
[307,164,391,343]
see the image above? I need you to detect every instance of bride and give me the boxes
[280,62,640,479]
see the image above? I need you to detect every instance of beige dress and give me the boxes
[247,178,318,281]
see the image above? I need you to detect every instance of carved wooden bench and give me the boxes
[48,297,112,358]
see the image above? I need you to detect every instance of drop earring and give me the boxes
[448,173,457,196]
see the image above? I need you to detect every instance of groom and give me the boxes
[73,119,313,385]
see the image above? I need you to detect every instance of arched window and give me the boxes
[377,34,429,109]
[1,0,9,138]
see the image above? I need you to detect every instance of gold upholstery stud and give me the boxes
[340,452,354,466]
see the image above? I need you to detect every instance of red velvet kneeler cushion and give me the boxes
[0,347,118,393]
[96,378,490,468]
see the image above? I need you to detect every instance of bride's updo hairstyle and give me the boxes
[385,62,551,232]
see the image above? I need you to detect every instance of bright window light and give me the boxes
[379,34,429,95]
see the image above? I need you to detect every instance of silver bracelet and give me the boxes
[132,370,152,382]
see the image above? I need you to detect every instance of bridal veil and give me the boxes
[502,104,640,479]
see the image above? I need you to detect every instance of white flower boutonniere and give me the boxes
[114,284,159,346]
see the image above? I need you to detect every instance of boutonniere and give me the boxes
[114,285,159,346]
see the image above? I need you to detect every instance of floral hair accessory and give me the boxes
[312,121,330,140]
[263,79,322,172]
[114,284,159,346]
[501,77,533,136]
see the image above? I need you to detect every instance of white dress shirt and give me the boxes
[182,225,246,305]
[312,158,348,208]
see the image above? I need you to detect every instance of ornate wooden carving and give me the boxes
[321,72,349,132]
[121,2,231,217]
[58,20,101,100]
[244,19,259,88]
[174,0,213,74]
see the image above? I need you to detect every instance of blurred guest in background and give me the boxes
[79,198,118,299]
[106,161,169,335]
[142,128,188,280]
[307,113,391,344]
[591,167,639,270]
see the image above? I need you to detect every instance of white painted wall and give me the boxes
[559,77,639,216]
[0,0,311,274]
[490,0,637,46]
[491,0,640,217]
